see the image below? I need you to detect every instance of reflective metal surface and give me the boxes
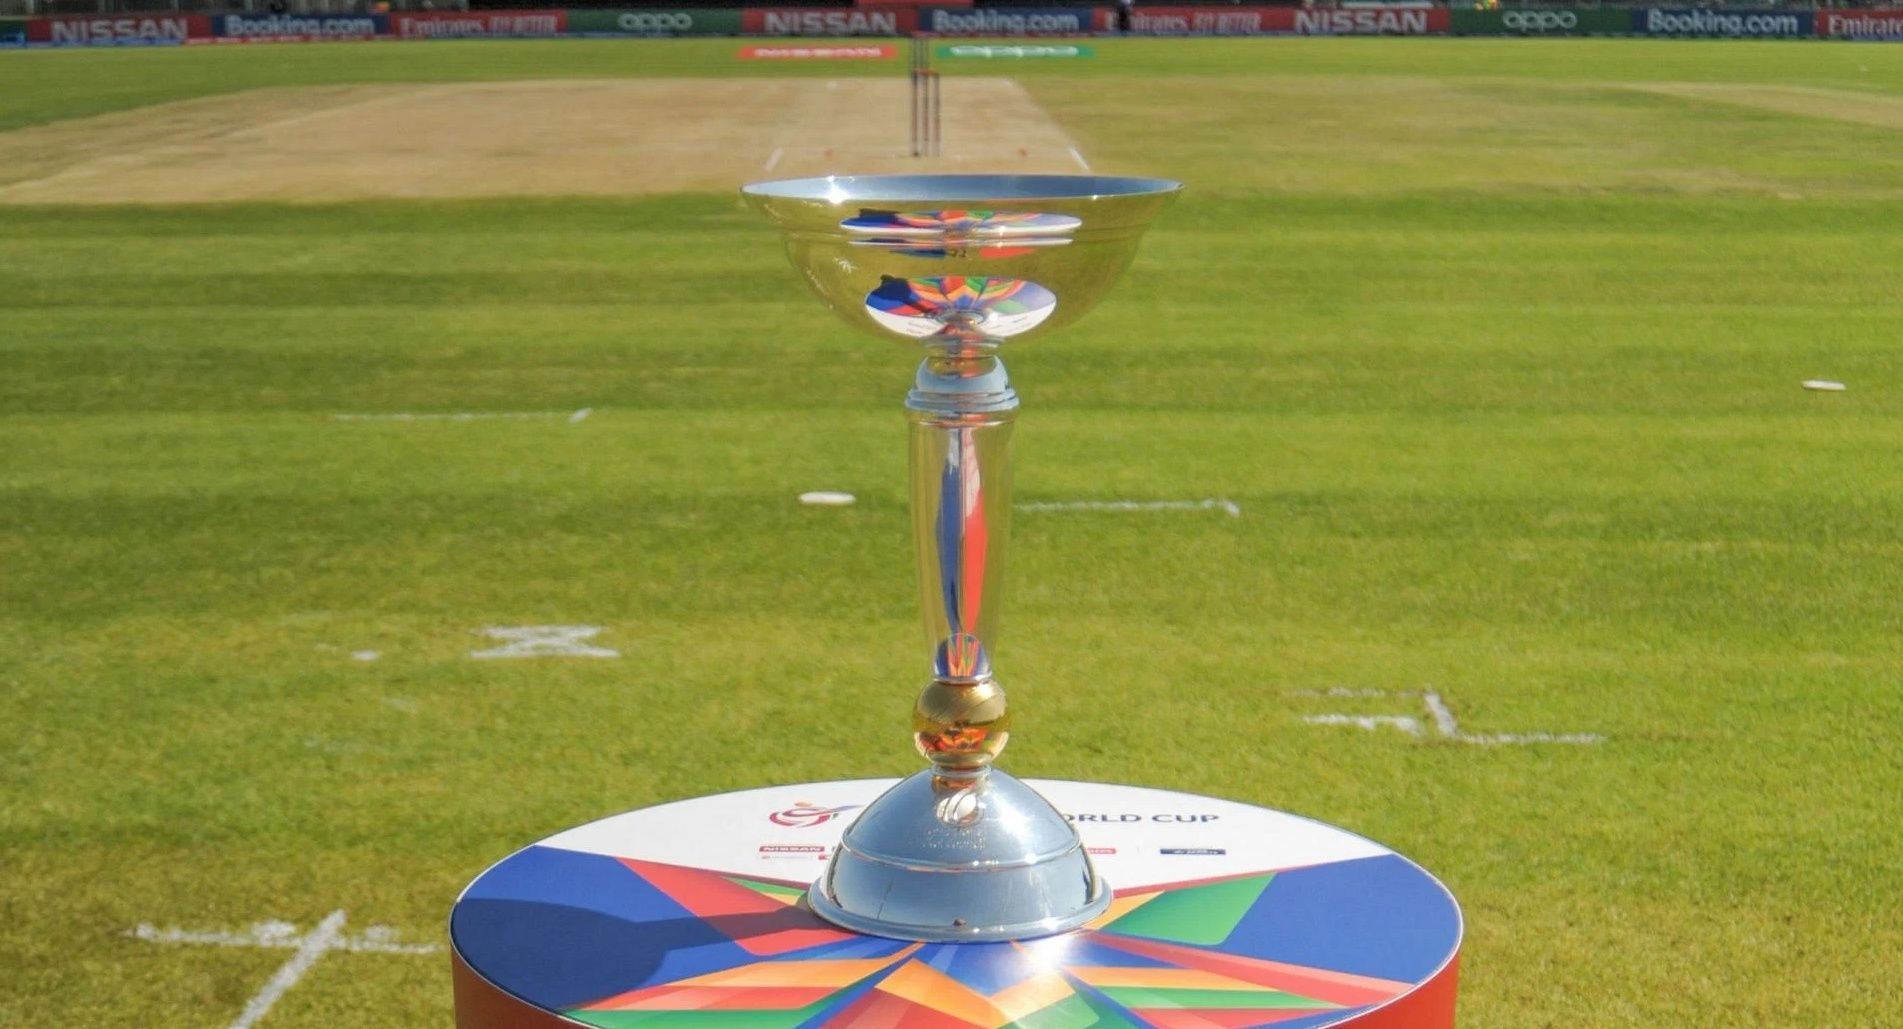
[809,771,1109,942]
[745,174,1179,940]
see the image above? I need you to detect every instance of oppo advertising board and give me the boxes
[389,10,566,39]
[1817,9,1903,39]
[741,8,919,36]
[922,8,1114,36]
[566,9,741,36]
[1450,8,1633,35]
[27,14,210,46]
[1636,8,1811,37]
[214,14,384,43]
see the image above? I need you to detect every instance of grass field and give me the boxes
[3,35,1903,1027]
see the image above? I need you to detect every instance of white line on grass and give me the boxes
[1068,146,1091,172]
[130,913,442,1028]
[764,146,784,172]
[331,409,594,424]
[1017,498,1241,517]
[470,625,620,659]
[1304,690,1604,746]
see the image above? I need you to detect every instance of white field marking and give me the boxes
[1302,714,1423,735]
[1016,498,1241,518]
[1801,380,1846,392]
[1293,687,1392,699]
[382,696,418,713]
[350,650,380,662]
[1068,146,1090,172]
[332,409,597,424]
[1304,690,1604,746]
[800,490,856,507]
[470,625,620,660]
[130,913,441,1028]
[764,146,784,172]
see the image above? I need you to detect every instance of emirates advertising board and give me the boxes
[1635,7,1811,37]
[1817,9,1903,38]
[214,13,385,43]
[389,10,566,39]
[741,8,920,35]
[27,14,210,45]
[922,8,1114,36]
[566,9,742,36]
[1450,8,1634,35]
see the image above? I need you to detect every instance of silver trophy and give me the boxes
[744,175,1180,942]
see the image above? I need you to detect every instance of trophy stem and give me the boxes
[907,350,1016,780]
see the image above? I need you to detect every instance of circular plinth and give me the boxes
[452,780,1462,1029]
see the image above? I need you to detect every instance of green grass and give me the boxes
[4,37,1903,1027]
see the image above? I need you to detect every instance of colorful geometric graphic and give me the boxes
[452,783,1462,1029]
[841,210,1079,260]
[865,276,1058,341]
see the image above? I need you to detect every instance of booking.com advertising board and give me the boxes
[7,7,1903,47]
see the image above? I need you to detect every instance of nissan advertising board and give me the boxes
[1290,7,1449,35]
[566,9,742,36]
[390,10,565,39]
[1451,8,1633,35]
[741,8,919,35]
[28,14,211,46]
[923,8,1112,36]
[1637,8,1810,37]
[215,13,384,43]
[1816,9,1903,39]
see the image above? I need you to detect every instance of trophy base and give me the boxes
[806,769,1109,942]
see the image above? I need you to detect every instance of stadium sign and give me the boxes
[1291,8,1450,35]
[1816,9,1903,39]
[937,44,1096,58]
[28,14,210,46]
[1451,8,1632,35]
[1128,6,1294,35]
[566,9,741,36]
[389,10,566,39]
[0,17,24,47]
[923,8,1112,36]
[741,8,919,36]
[215,14,384,42]
[1637,8,1810,37]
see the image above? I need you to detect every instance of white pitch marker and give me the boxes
[470,625,620,660]
[799,490,857,507]
[1302,690,1604,746]
[1068,146,1091,172]
[331,409,595,424]
[1017,498,1242,518]
[1801,380,1846,392]
[128,912,440,1029]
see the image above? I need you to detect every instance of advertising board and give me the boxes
[27,14,211,46]
[1290,7,1449,35]
[0,17,25,47]
[214,13,384,43]
[1450,8,1633,35]
[1816,9,1903,39]
[1127,6,1292,35]
[389,10,565,39]
[1636,8,1810,37]
[741,8,919,35]
[566,9,741,36]
[922,8,1111,36]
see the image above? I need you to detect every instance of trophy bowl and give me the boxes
[745,174,1181,942]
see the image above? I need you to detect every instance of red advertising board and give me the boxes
[1291,7,1449,34]
[1816,9,1903,38]
[741,8,919,35]
[389,10,565,39]
[28,14,210,45]
[1127,6,1293,35]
